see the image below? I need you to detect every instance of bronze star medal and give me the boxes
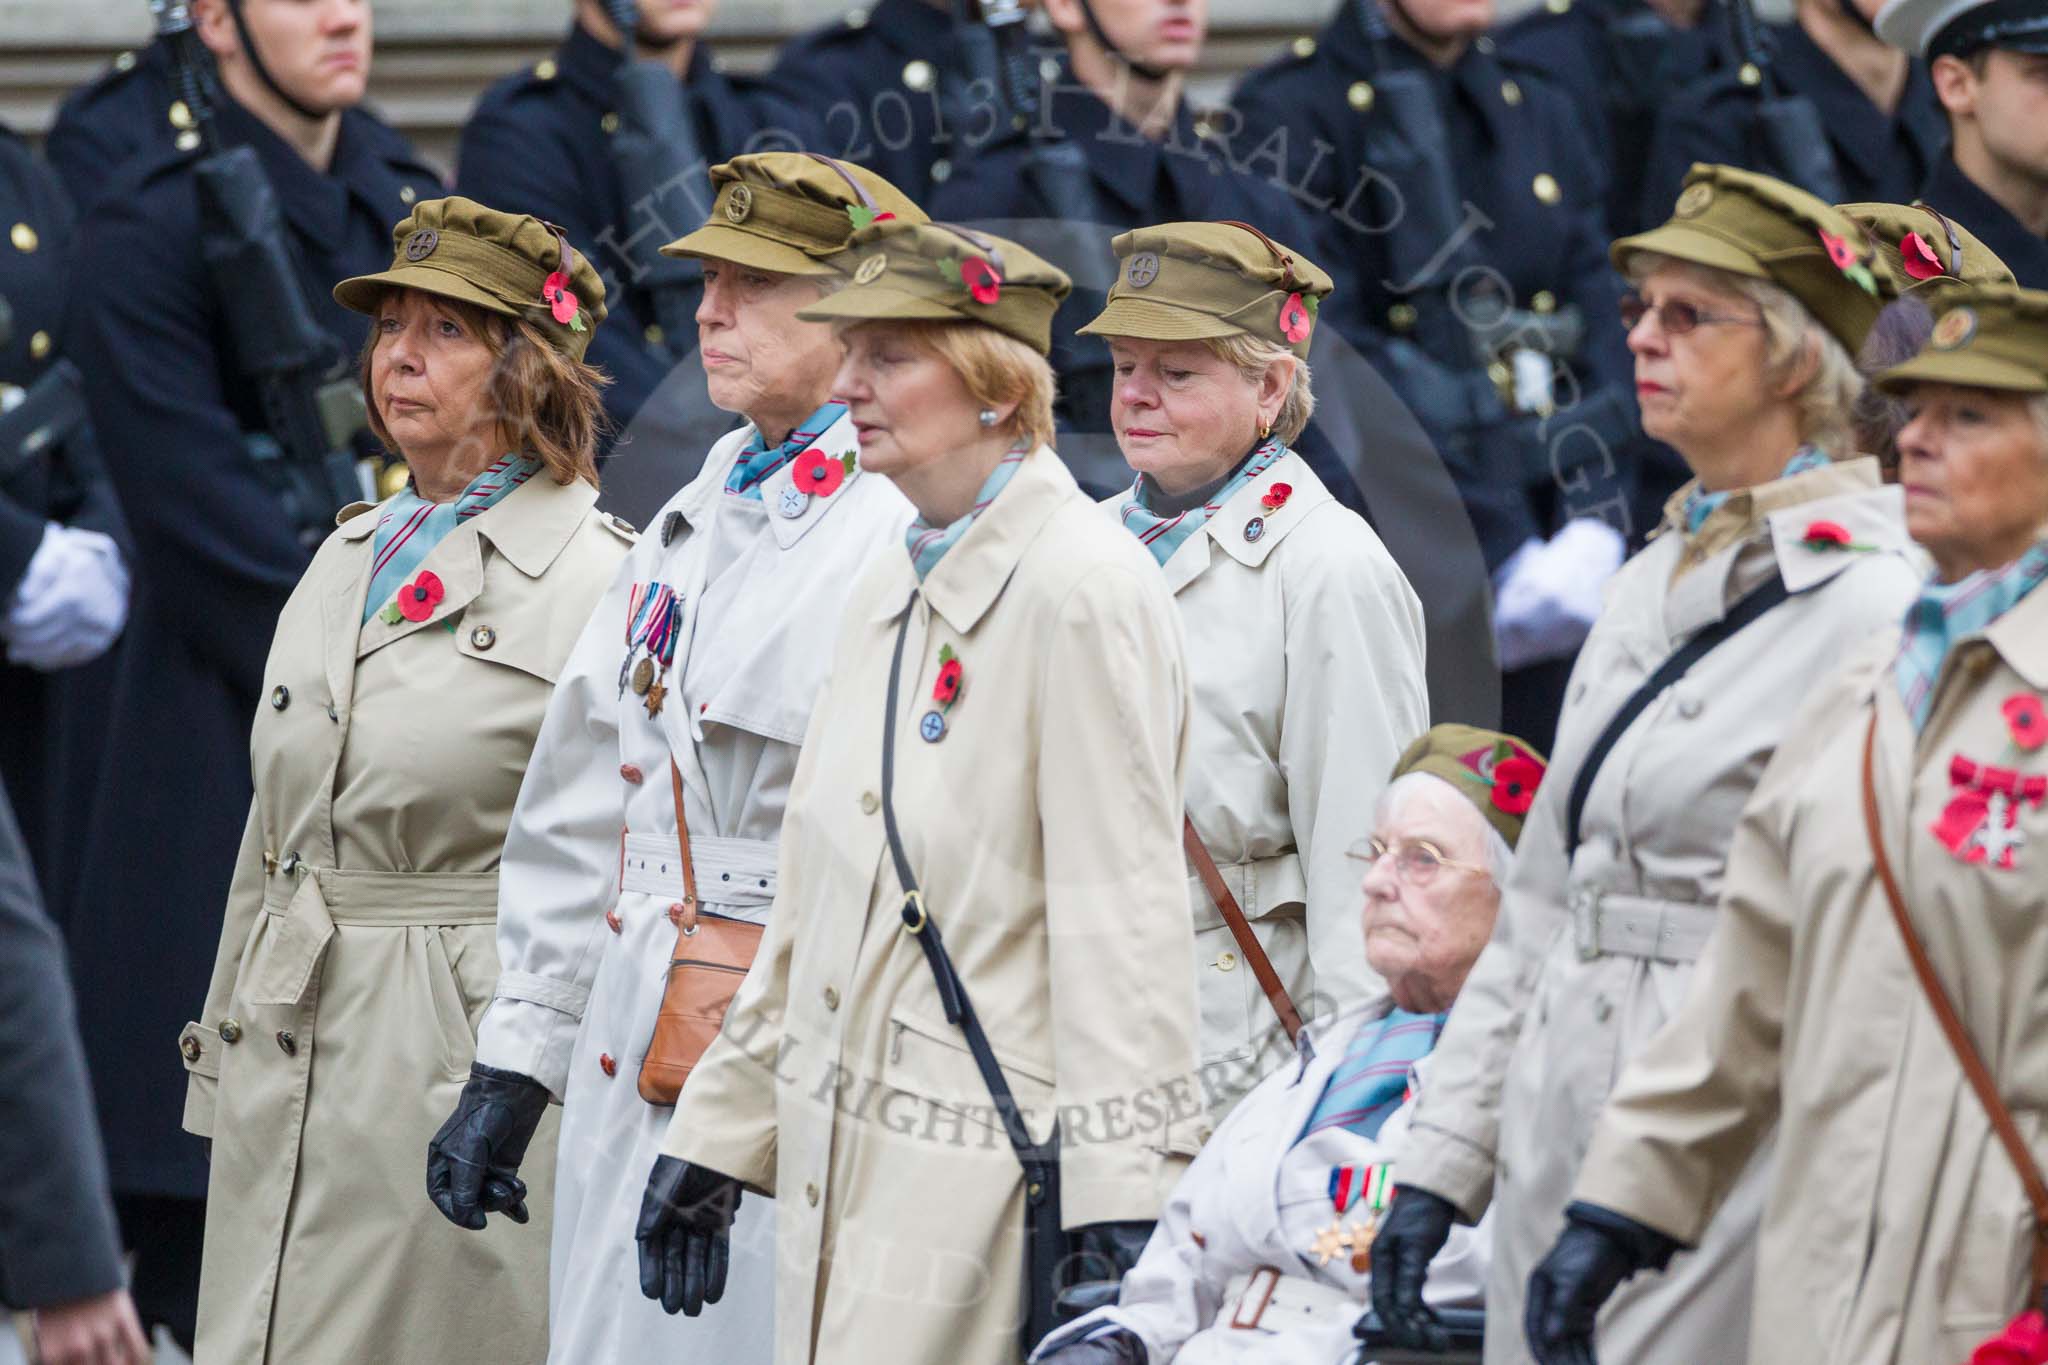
[1310,1221,1353,1267]
[644,678,667,717]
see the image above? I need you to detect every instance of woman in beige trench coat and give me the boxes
[1525,286,2048,1365]
[1367,166,1923,1365]
[175,199,630,1364]
[635,220,1207,1365]
[1079,221,1429,1120]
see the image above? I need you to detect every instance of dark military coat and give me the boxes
[770,0,963,205]
[1641,22,1946,230]
[1920,152,2048,290]
[64,99,440,1202]
[0,128,127,907]
[456,21,816,434]
[44,37,201,215]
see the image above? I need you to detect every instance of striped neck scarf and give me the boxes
[1117,435,1286,567]
[1681,445,1830,535]
[1299,1009,1446,1141]
[364,455,540,623]
[724,401,846,500]
[906,443,1027,580]
[1891,540,2048,729]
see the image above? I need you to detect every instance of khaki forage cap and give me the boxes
[1614,163,1900,353]
[662,152,928,276]
[1078,220,1337,359]
[1877,283,2048,395]
[334,196,607,362]
[1839,201,2015,296]
[1388,723,1550,851]
[799,218,1072,356]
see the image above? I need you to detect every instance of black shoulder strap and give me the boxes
[1564,572,1793,854]
[879,593,1055,1170]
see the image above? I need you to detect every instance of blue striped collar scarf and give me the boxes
[906,442,1028,580]
[1680,445,1831,535]
[1117,435,1286,567]
[1891,539,2048,729]
[724,401,846,500]
[1298,1008,1446,1142]
[364,455,541,623]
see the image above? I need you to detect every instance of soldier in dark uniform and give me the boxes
[0,128,129,914]
[456,0,816,435]
[61,0,440,1348]
[1642,0,1947,226]
[1499,0,1729,235]
[771,0,959,204]
[1230,0,1666,747]
[44,37,211,215]
[1878,0,2048,287]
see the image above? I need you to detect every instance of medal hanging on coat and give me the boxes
[1312,1163,1394,1272]
[619,583,683,717]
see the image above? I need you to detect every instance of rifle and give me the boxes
[0,361,88,487]
[153,0,368,551]
[952,0,1108,229]
[1722,0,1845,204]
[603,0,707,360]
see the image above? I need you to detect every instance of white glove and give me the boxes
[3,522,130,670]
[1492,518,1625,671]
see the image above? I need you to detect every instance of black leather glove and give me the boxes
[426,1063,551,1230]
[1034,1327,1146,1364]
[636,1155,743,1317]
[1363,1186,1460,1350]
[1068,1221,1153,1285]
[1524,1202,1682,1365]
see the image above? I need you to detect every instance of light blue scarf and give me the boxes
[1891,540,2048,728]
[1680,445,1830,535]
[1299,1009,1446,1142]
[1115,436,1287,567]
[724,401,846,500]
[364,455,541,623]
[906,443,1027,580]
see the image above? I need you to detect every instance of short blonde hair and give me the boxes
[897,319,1057,451]
[1201,333,1315,445]
[1628,254,1864,458]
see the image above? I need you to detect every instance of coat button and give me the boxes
[180,1034,202,1062]
[29,330,50,361]
[271,684,290,710]
[276,1030,297,1056]
[1347,80,1374,112]
[326,704,339,722]
[602,111,620,134]
[600,1053,618,1077]
[1677,695,1702,719]
[805,1182,820,1207]
[645,324,665,346]
[1533,173,1562,205]
[620,764,645,784]
[1593,996,1613,1022]
[1216,952,1238,971]
[10,222,37,253]
[859,791,879,815]
[824,986,840,1011]
[902,59,934,91]
[219,1019,243,1043]
[470,625,496,650]
[606,909,623,934]
[280,852,301,875]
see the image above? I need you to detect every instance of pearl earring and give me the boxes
[978,408,999,428]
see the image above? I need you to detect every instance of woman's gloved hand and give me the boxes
[1363,1185,1460,1350]
[1524,1201,1682,1365]
[425,1063,551,1229]
[636,1155,744,1316]
[1069,1221,1153,1284]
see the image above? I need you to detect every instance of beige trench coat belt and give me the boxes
[1217,1267,1360,1332]
[1569,889,1717,964]
[261,868,500,925]
[620,831,777,923]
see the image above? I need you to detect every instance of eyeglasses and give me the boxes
[1619,293,1765,335]
[1347,837,1490,886]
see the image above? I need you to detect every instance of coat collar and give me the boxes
[868,445,1078,633]
[758,410,870,551]
[1984,560,2048,691]
[1198,449,1330,570]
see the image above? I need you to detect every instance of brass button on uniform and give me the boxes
[168,99,194,130]
[1738,61,1762,87]
[859,791,879,815]
[276,1030,298,1056]
[180,1034,202,1062]
[1532,290,1557,314]
[1533,173,1562,205]
[645,324,664,346]
[930,158,952,183]
[1347,80,1375,112]
[263,850,279,874]
[114,49,138,72]
[903,59,934,91]
[602,112,621,135]
[219,1019,244,1044]
[1388,302,1418,331]
[805,1182,820,1207]
[1291,35,1317,57]
[824,986,840,1011]
[1501,79,1522,106]
[847,7,869,25]
[534,58,559,80]
[271,684,290,710]
[27,331,50,361]
[10,222,37,253]
[469,624,496,650]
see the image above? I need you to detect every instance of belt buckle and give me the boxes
[1229,1267,1280,1330]
[1571,888,1602,961]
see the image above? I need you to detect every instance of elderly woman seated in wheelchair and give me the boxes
[1032,724,1543,1365]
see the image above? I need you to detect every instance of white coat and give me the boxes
[1393,459,1923,1364]
[1109,452,1429,1119]
[471,411,912,1364]
[1033,1005,1489,1364]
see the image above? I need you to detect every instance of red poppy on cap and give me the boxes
[1901,231,1946,281]
[960,256,1002,306]
[542,271,581,326]
[1279,292,1313,344]
[1819,230,1858,271]
[792,450,845,497]
[397,569,444,623]
[1491,755,1543,816]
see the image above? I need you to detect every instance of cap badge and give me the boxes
[725,183,754,224]
[854,254,889,286]
[1931,307,1978,351]
[1126,252,1161,288]
[1674,183,1713,219]
[402,228,439,261]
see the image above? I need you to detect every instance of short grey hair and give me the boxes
[1374,771,1515,889]
[1200,332,1316,445]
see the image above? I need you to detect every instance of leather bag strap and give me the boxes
[1181,817,1304,1044]
[1860,712,2048,1295]
[670,758,700,931]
